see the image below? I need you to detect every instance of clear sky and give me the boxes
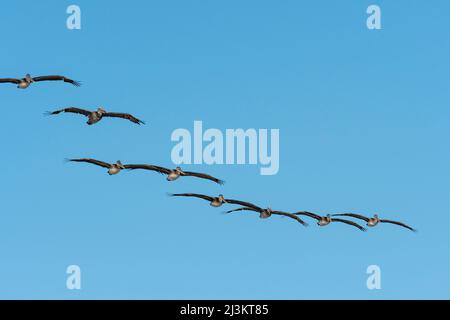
[0,1,449,299]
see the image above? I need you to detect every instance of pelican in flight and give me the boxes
[0,74,80,89]
[225,206,308,226]
[124,164,224,185]
[169,193,259,208]
[295,212,366,231]
[332,213,416,232]
[46,107,144,125]
[67,158,125,175]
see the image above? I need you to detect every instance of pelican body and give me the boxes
[331,213,416,231]
[46,107,144,126]
[167,167,183,181]
[87,108,107,125]
[18,74,34,89]
[67,158,125,176]
[0,74,81,89]
[210,195,227,207]
[259,208,272,219]
[318,214,332,226]
[367,214,381,227]
[108,161,125,175]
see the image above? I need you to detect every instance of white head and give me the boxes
[218,194,226,203]
[97,107,106,115]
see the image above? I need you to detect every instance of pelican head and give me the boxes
[25,74,34,83]
[218,194,226,203]
[97,107,107,115]
[175,166,183,174]
[325,214,332,222]
[116,160,125,169]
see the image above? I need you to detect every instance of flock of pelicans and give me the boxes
[2,74,417,233]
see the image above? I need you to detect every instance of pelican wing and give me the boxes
[181,171,224,185]
[124,164,171,174]
[225,207,261,214]
[331,213,370,222]
[331,218,367,231]
[67,158,111,168]
[32,75,81,86]
[294,211,322,221]
[46,107,91,117]
[380,219,416,232]
[225,199,261,209]
[0,78,20,84]
[272,211,308,226]
[103,112,145,125]
[170,193,214,202]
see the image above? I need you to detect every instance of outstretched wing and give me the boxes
[45,107,91,117]
[103,112,145,125]
[380,219,416,232]
[124,164,171,174]
[181,171,224,185]
[67,158,111,168]
[225,199,261,209]
[170,193,214,202]
[331,213,370,222]
[294,211,322,221]
[0,78,20,84]
[331,218,367,231]
[32,75,81,87]
[272,211,309,226]
[225,207,260,214]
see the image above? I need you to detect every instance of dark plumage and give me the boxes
[225,206,308,226]
[294,212,367,231]
[124,165,224,185]
[0,74,80,89]
[46,107,144,125]
[169,193,260,208]
[331,213,416,232]
[66,158,125,175]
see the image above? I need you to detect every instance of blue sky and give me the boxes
[0,1,449,299]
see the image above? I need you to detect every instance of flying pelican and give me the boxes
[124,165,224,185]
[0,74,80,89]
[331,213,416,232]
[294,212,366,231]
[46,107,144,125]
[169,193,259,208]
[67,158,125,175]
[225,206,308,226]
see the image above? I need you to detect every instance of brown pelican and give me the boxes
[225,206,308,226]
[124,164,224,185]
[295,212,366,231]
[332,213,416,232]
[67,158,125,175]
[46,107,144,125]
[169,193,259,208]
[0,74,80,89]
